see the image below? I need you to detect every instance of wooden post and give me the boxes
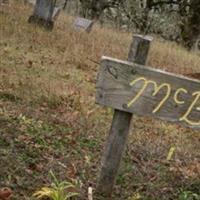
[96,35,153,197]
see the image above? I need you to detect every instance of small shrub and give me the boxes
[178,190,199,200]
[33,171,78,200]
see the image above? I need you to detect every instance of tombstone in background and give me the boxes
[52,7,61,20]
[28,0,61,31]
[25,0,36,6]
[74,17,94,33]
[194,38,200,51]
[0,0,9,5]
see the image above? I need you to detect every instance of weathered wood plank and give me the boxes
[96,57,200,129]
[96,110,132,196]
[128,35,153,64]
[96,35,152,197]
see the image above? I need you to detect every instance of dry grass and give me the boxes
[1,2,200,102]
[0,1,200,200]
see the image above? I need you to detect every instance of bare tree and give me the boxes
[136,0,200,49]
[180,0,200,49]
[77,0,200,50]
[79,0,123,19]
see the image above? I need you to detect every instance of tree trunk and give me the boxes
[79,0,91,18]
[79,0,122,20]
[140,0,152,34]
[181,0,200,49]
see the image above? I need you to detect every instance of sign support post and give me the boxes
[96,35,153,197]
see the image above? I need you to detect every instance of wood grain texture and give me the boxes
[96,35,152,197]
[128,35,153,64]
[96,110,132,196]
[96,57,200,129]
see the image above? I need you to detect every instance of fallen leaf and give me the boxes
[0,187,12,200]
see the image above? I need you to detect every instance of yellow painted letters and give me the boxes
[174,88,188,105]
[127,77,171,113]
[127,76,199,126]
[180,91,200,126]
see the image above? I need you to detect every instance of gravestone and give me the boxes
[28,0,61,31]
[0,0,9,5]
[25,0,36,6]
[194,38,200,51]
[74,17,94,33]
[52,7,61,20]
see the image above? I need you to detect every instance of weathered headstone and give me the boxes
[74,17,94,33]
[194,38,200,51]
[28,0,61,31]
[0,0,9,5]
[25,0,36,6]
[52,7,61,20]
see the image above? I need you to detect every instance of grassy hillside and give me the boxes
[0,2,200,200]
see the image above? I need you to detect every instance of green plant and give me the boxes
[33,171,78,200]
[178,189,199,200]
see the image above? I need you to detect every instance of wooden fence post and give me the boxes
[96,35,153,197]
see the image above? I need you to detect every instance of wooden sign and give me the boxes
[96,57,200,128]
[96,35,199,198]
[74,17,94,33]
